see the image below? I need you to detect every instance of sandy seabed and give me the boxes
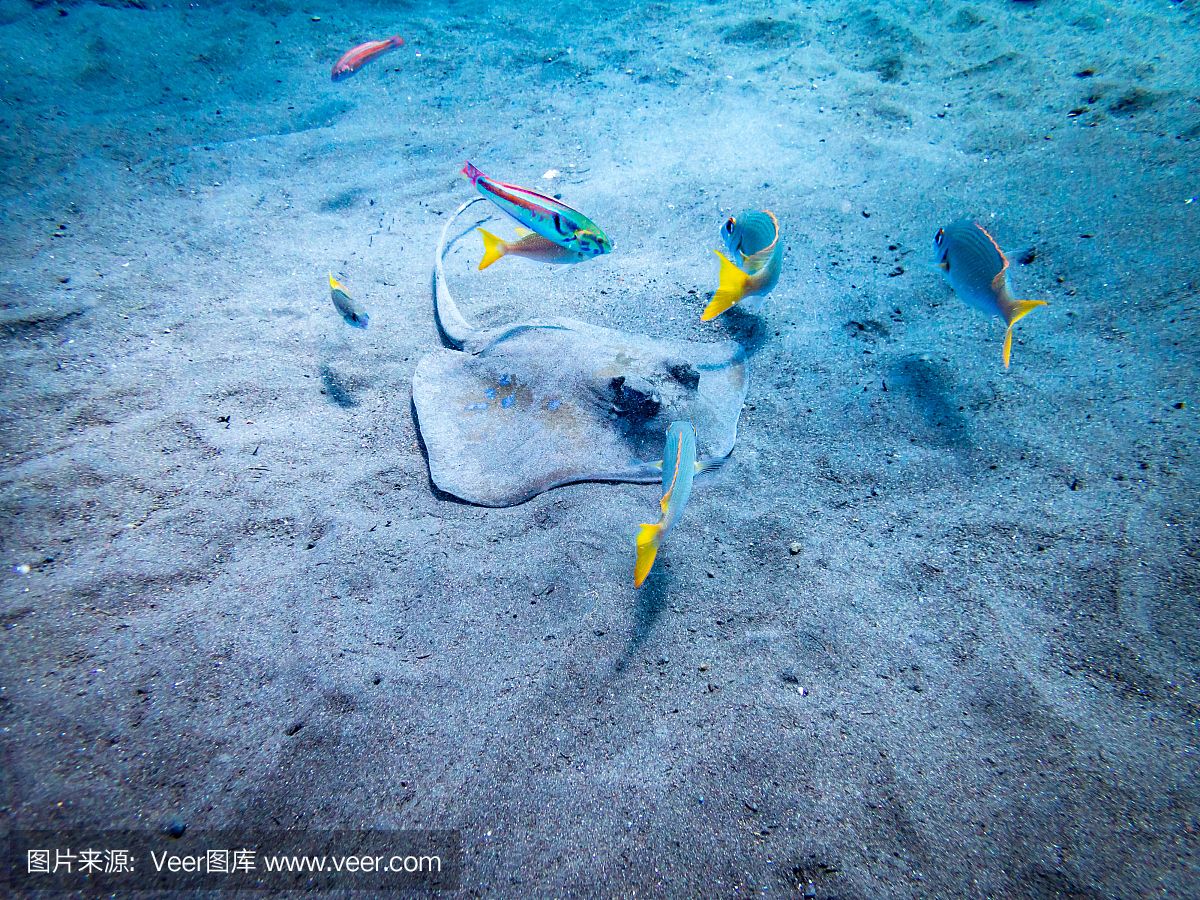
[1,0,1198,896]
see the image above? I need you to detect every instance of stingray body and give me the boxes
[412,198,749,507]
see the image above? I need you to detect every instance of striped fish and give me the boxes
[934,219,1047,368]
[461,161,612,258]
[635,421,702,588]
[702,210,783,321]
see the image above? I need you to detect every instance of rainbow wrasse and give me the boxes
[331,35,404,82]
[461,161,612,258]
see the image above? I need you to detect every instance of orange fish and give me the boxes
[331,35,404,82]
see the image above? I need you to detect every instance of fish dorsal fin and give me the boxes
[740,211,780,268]
[759,210,780,254]
[514,226,534,237]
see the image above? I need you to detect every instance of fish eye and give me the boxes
[934,228,944,246]
[724,218,735,233]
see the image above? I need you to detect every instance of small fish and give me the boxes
[933,220,1047,368]
[702,210,783,321]
[635,421,705,589]
[328,273,369,328]
[461,161,612,258]
[331,35,404,82]
[476,226,592,270]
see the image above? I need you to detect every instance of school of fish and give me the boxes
[324,36,1054,588]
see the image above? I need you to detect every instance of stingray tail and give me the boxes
[634,523,661,589]
[1002,299,1047,369]
[477,227,507,270]
[702,251,750,321]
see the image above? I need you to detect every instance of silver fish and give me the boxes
[933,219,1046,368]
[328,273,369,329]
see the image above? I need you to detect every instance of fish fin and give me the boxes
[513,226,534,237]
[477,227,507,270]
[634,523,661,588]
[328,272,342,291]
[388,35,405,47]
[701,251,750,321]
[652,460,664,471]
[1001,299,1046,369]
[1006,298,1048,326]
[461,160,482,184]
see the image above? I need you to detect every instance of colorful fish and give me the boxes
[461,161,612,258]
[331,35,404,82]
[328,273,369,328]
[933,219,1047,368]
[635,421,704,589]
[702,210,783,321]
[475,226,592,270]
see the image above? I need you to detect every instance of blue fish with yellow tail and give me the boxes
[635,421,706,588]
[462,161,612,258]
[933,219,1047,369]
[702,210,783,321]
[328,273,369,328]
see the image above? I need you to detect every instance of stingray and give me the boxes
[411,198,749,507]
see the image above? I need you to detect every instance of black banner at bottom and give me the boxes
[4,829,461,892]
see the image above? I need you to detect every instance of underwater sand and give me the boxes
[1,0,1198,895]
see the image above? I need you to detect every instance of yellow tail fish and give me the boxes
[702,210,783,321]
[635,421,704,588]
[476,226,592,270]
[933,219,1047,369]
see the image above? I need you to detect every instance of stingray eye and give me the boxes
[934,228,945,247]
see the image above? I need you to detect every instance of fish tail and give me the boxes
[477,227,507,270]
[701,251,750,321]
[461,160,483,185]
[328,271,341,291]
[1002,299,1047,369]
[634,523,661,589]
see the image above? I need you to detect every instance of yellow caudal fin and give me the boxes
[1002,300,1047,369]
[328,271,342,291]
[477,228,507,270]
[701,251,750,321]
[634,523,661,588]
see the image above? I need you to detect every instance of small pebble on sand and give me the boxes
[162,818,187,838]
